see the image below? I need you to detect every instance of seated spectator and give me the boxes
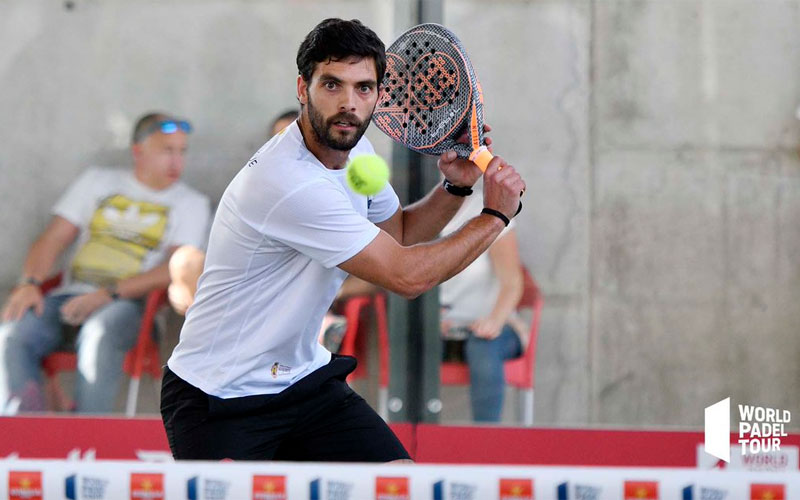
[0,112,211,414]
[439,181,527,423]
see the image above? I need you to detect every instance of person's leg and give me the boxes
[465,325,522,422]
[274,377,410,462]
[0,294,70,413]
[73,299,143,413]
[318,312,347,352]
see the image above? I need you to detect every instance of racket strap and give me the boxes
[481,207,510,227]
[442,179,473,197]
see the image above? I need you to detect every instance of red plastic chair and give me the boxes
[337,293,390,419]
[439,267,543,426]
[39,275,167,416]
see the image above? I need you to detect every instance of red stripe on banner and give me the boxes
[2,417,799,466]
[414,424,800,466]
[0,416,169,459]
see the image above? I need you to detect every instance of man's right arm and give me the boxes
[2,216,79,321]
[339,157,525,299]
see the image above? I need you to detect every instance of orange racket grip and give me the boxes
[469,146,494,172]
[470,146,524,215]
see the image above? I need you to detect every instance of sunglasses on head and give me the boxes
[137,119,193,142]
[157,120,192,134]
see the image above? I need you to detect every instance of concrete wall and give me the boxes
[1,0,798,428]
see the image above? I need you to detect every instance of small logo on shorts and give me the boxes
[271,362,291,378]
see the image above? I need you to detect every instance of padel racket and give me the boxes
[373,23,494,170]
[373,23,521,213]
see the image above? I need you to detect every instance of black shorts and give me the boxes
[160,355,410,462]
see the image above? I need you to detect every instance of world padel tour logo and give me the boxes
[623,481,658,500]
[375,477,409,500]
[750,483,785,500]
[499,478,533,500]
[252,475,287,500]
[130,473,164,500]
[705,397,791,462]
[9,471,43,500]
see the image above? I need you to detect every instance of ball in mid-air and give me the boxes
[346,154,390,196]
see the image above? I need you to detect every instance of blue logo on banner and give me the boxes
[310,478,353,500]
[187,476,230,500]
[557,482,601,500]
[433,480,444,500]
[66,475,77,500]
[310,479,321,500]
[65,474,108,500]
[433,480,476,500]
[682,485,728,500]
[188,477,199,500]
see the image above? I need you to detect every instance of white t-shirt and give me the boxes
[168,121,400,398]
[52,167,211,295]
[439,189,516,326]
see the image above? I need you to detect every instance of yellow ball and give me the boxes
[346,153,390,196]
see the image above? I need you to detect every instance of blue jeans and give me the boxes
[465,324,522,422]
[0,293,143,414]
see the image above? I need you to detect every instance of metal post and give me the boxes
[385,0,444,425]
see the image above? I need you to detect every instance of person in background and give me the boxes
[439,181,527,423]
[0,112,210,414]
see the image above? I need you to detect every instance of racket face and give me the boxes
[372,24,485,159]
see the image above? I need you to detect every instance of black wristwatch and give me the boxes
[104,283,121,301]
[18,276,42,287]
[442,178,473,197]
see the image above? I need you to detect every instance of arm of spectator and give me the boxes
[167,245,206,315]
[59,246,178,325]
[469,230,524,339]
[1,215,79,322]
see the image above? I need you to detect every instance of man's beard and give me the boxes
[307,95,372,151]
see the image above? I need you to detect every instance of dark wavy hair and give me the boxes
[296,18,386,83]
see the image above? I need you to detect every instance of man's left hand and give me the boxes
[59,290,113,326]
[437,124,493,188]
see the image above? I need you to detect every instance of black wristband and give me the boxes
[442,178,473,197]
[481,208,510,227]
